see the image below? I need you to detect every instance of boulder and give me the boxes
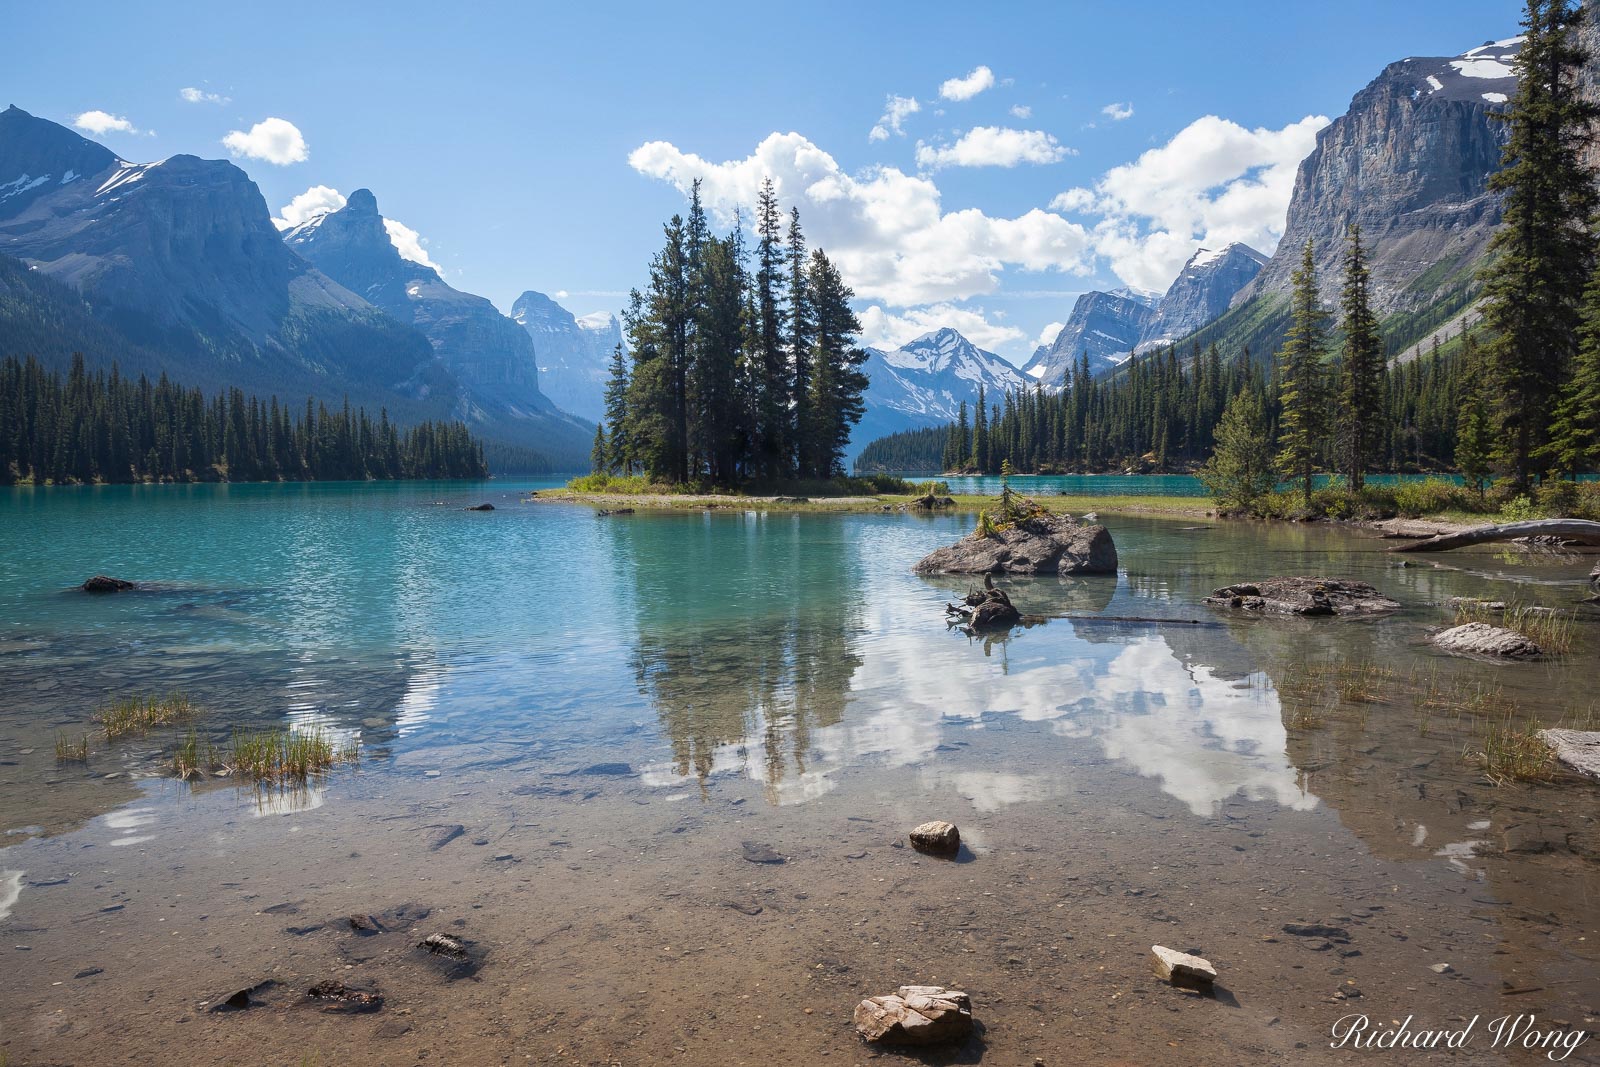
[944,577,1021,631]
[597,508,635,516]
[1431,622,1541,659]
[81,575,135,593]
[1150,946,1217,991]
[903,493,957,511]
[909,820,960,854]
[853,985,974,1046]
[1539,729,1600,780]
[914,512,1116,576]
[1205,577,1400,617]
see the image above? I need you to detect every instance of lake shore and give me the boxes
[533,487,1220,518]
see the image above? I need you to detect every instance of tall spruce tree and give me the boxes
[603,344,630,473]
[1200,386,1276,510]
[802,250,869,476]
[1275,239,1330,508]
[1544,257,1600,475]
[1336,225,1386,491]
[753,179,789,478]
[786,207,813,475]
[1477,0,1597,486]
[1455,333,1497,496]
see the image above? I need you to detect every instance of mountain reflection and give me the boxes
[604,512,1314,816]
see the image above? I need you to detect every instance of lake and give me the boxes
[1,479,1596,1064]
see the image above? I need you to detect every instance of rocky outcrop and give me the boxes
[1022,289,1157,385]
[1539,729,1600,780]
[1432,622,1541,658]
[915,513,1116,576]
[1205,577,1401,616]
[853,986,974,1046]
[1137,244,1267,353]
[908,821,960,854]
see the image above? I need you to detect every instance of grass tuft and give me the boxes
[224,727,359,784]
[95,693,195,739]
[54,731,90,763]
[1452,601,1574,655]
[1466,714,1559,785]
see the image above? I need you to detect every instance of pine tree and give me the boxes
[1544,256,1600,475]
[603,344,630,473]
[753,179,789,478]
[786,207,813,475]
[1336,225,1386,491]
[1477,0,1598,486]
[1455,333,1497,496]
[591,424,608,474]
[802,250,868,476]
[1200,386,1275,510]
[1275,239,1330,508]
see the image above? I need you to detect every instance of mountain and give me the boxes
[1178,37,1520,365]
[282,190,592,459]
[0,105,438,402]
[1021,289,1157,385]
[1136,244,1267,353]
[852,328,1028,456]
[510,290,622,422]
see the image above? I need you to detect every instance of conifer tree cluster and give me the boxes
[0,355,487,484]
[595,180,869,484]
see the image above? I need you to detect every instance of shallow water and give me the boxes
[1,480,1597,1064]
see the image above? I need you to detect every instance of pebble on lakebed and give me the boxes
[909,820,960,854]
[853,985,974,1046]
[1150,945,1217,991]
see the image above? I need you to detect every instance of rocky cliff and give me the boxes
[511,290,621,422]
[1022,289,1156,385]
[1137,244,1267,353]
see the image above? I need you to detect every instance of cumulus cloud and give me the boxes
[271,185,441,275]
[271,184,346,229]
[179,87,229,105]
[628,131,1093,308]
[1049,113,1327,291]
[939,65,995,101]
[1010,104,1032,119]
[859,303,1024,353]
[1034,321,1065,350]
[868,94,920,141]
[915,126,1072,170]
[1101,102,1135,121]
[382,218,441,274]
[222,117,308,165]
[74,110,138,135]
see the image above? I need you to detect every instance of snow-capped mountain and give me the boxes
[852,328,1028,456]
[1136,243,1268,353]
[511,291,622,422]
[1021,289,1157,385]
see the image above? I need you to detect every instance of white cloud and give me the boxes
[74,110,138,135]
[859,303,1025,353]
[271,184,441,275]
[1034,321,1065,350]
[179,87,230,106]
[1050,113,1327,291]
[1010,104,1032,119]
[222,117,308,165]
[939,65,995,101]
[869,94,920,141]
[271,184,346,229]
[916,126,1072,170]
[628,131,1093,307]
[1101,102,1135,121]
[382,219,441,274]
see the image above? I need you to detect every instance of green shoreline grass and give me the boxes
[533,488,1217,518]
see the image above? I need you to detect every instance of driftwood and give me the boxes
[1391,519,1600,553]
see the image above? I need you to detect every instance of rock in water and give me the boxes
[1431,622,1541,659]
[1538,729,1600,780]
[465,503,495,511]
[853,985,974,1046]
[908,821,960,854]
[81,575,135,593]
[945,577,1021,631]
[914,510,1116,576]
[1205,577,1400,617]
[1150,946,1217,991]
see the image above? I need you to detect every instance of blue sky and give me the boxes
[9,0,1520,362]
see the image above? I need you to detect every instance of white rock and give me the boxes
[853,985,974,1045]
[1150,945,1217,990]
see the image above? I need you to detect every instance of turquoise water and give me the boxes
[1,479,1597,1063]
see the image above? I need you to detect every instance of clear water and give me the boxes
[0,479,1596,1064]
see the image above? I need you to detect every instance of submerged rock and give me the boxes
[417,933,469,960]
[1539,729,1600,780]
[1150,945,1217,991]
[945,577,1021,631]
[597,507,635,516]
[81,575,136,593]
[740,840,785,864]
[209,979,282,1012]
[914,510,1116,576]
[306,980,383,1013]
[465,503,495,511]
[1205,577,1400,617]
[854,985,974,1046]
[908,820,961,855]
[1432,622,1541,659]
